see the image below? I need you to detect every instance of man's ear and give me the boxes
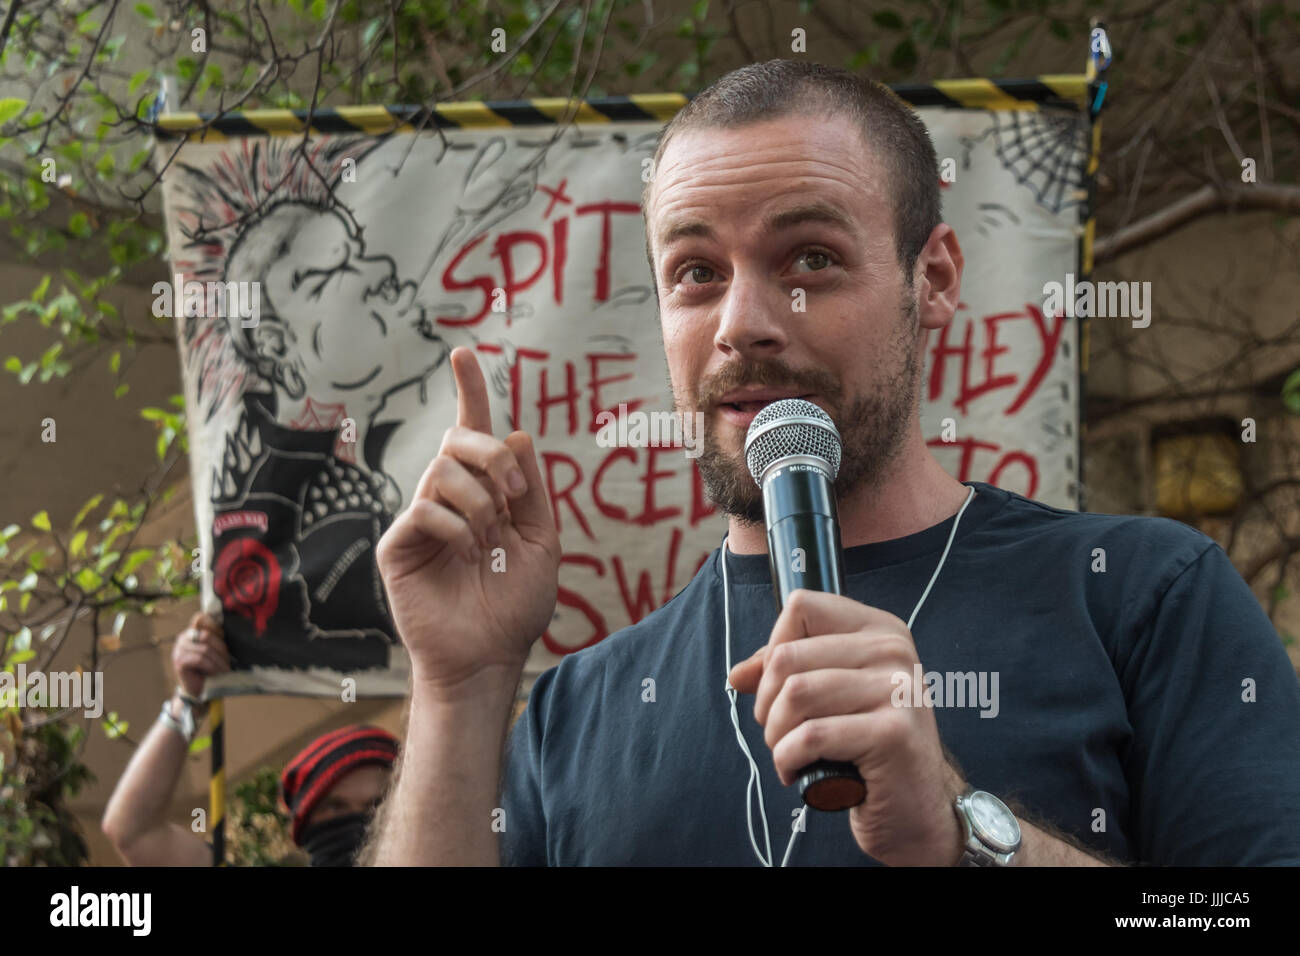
[250,321,306,399]
[915,223,963,332]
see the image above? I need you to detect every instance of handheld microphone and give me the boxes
[744,398,867,812]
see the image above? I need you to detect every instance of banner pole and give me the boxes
[1078,19,1112,514]
[209,698,225,866]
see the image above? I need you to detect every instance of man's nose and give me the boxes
[713,273,789,360]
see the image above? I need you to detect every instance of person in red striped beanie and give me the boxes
[280,724,399,866]
[103,613,398,867]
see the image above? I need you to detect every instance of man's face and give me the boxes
[256,206,446,392]
[302,764,390,828]
[648,113,923,522]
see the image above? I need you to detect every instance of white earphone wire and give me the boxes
[721,485,976,867]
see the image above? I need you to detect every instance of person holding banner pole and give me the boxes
[363,60,1300,867]
[101,612,398,866]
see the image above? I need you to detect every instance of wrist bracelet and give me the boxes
[159,698,196,743]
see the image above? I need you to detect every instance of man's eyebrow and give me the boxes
[764,202,858,235]
[657,202,859,251]
[657,218,714,249]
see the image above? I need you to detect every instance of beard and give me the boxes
[678,291,921,525]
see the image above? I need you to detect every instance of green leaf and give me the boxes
[0,98,25,125]
[188,734,212,754]
[69,529,88,557]
[309,0,325,17]
[72,498,103,536]
[74,568,102,591]
[31,275,50,303]
[31,510,50,532]
[114,383,129,398]
[129,70,151,95]
[3,357,20,373]
[120,549,152,577]
[19,571,37,591]
[872,10,904,29]
[68,212,90,238]
[102,713,129,739]
[7,649,35,665]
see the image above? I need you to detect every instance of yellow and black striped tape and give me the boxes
[209,698,226,867]
[154,77,1089,141]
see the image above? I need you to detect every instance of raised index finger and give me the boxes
[452,347,493,434]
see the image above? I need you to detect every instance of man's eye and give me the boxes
[793,251,834,273]
[679,264,716,285]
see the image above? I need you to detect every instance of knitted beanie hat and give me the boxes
[279,724,398,845]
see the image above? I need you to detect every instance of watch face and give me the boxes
[969,791,1021,853]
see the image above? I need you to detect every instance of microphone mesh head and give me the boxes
[744,398,842,485]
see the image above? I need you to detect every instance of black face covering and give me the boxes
[299,812,370,867]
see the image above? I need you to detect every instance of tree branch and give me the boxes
[1095,183,1300,263]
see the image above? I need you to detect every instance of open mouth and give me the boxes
[717,394,816,427]
[720,395,812,413]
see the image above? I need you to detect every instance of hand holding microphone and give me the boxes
[736,399,866,811]
[726,399,969,866]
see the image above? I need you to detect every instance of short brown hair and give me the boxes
[643,59,941,290]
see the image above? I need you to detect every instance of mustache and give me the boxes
[694,357,843,408]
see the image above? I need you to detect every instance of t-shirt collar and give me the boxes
[713,481,1009,586]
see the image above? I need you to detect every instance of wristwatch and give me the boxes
[954,786,1022,866]
[159,697,199,744]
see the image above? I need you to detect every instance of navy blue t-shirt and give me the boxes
[500,481,1300,865]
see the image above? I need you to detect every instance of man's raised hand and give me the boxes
[375,347,560,693]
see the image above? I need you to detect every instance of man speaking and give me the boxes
[362,60,1300,866]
